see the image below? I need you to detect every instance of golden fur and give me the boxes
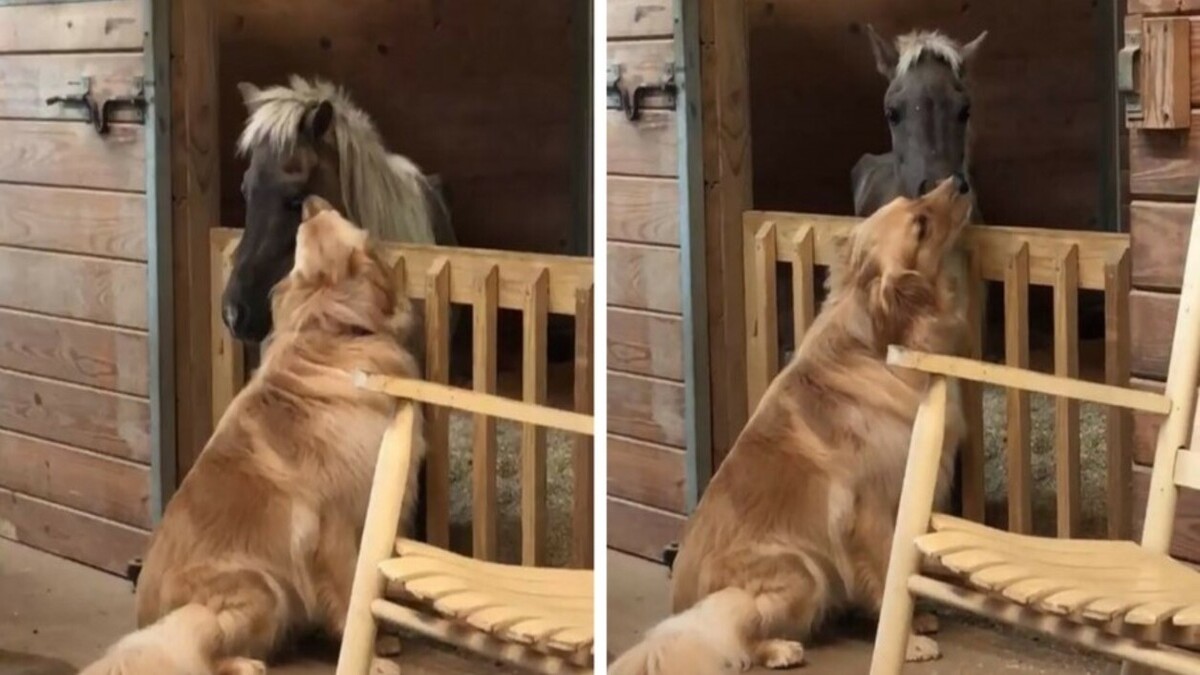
[609,177,971,674]
[80,199,424,675]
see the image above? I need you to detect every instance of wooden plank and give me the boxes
[608,372,685,447]
[0,368,148,463]
[0,488,146,575]
[746,222,778,413]
[1131,200,1190,290]
[1132,471,1200,564]
[0,429,148,527]
[1131,0,1200,13]
[424,258,451,550]
[0,247,146,329]
[1005,244,1033,535]
[1106,252,1134,540]
[521,268,549,566]
[0,0,143,52]
[789,226,816,344]
[1131,378,1167,467]
[607,308,683,381]
[1139,17,1191,129]
[0,184,145,261]
[209,236,243,429]
[607,176,679,246]
[0,120,143,192]
[1130,290,1178,379]
[962,249,986,523]
[0,53,144,122]
[1130,110,1200,197]
[608,0,673,39]
[607,242,681,313]
[0,308,147,396]
[607,497,684,562]
[608,40,675,110]
[471,265,498,562]
[572,284,594,569]
[607,109,678,177]
[607,435,685,513]
[1054,246,1081,538]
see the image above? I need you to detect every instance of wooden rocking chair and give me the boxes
[335,375,595,675]
[870,189,1200,675]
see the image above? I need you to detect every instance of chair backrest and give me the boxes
[1142,188,1200,553]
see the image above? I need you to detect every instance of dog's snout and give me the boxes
[954,172,970,195]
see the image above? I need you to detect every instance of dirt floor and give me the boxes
[607,550,1120,674]
[0,540,519,675]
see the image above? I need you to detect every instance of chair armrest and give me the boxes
[886,346,1171,415]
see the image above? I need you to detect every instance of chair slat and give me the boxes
[747,221,778,411]
[962,247,986,523]
[1005,243,1033,534]
[472,264,499,561]
[424,258,452,548]
[1104,250,1133,540]
[521,268,549,566]
[789,226,815,345]
[571,283,594,569]
[1054,245,1081,538]
[1174,449,1200,491]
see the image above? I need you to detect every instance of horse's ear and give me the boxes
[960,30,987,64]
[301,101,335,144]
[237,82,262,109]
[866,24,898,78]
[301,195,335,221]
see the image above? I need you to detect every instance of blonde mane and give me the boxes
[895,30,965,78]
[237,76,435,244]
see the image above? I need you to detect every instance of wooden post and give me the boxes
[961,248,987,523]
[1105,251,1133,541]
[1054,245,1081,538]
[335,405,417,675]
[869,377,949,675]
[789,226,815,347]
[424,258,451,549]
[521,268,549,566]
[746,222,778,412]
[1005,243,1032,534]
[572,283,595,569]
[209,236,243,430]
[472,265,499,561]
[1140,17,1191,130]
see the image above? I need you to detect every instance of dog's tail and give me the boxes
[608,588,763,675]
[79,570,283,675]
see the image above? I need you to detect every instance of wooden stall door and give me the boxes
[0,0,156,574]
[1125,1,1200,562]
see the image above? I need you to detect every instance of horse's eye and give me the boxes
[885,106,902,125]
[915,215,928,240]
[958,104,971,123]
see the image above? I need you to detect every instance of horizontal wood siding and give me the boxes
[1130,290,1176,379]
[1133,471,1200,564]
[0,0,151,571]
[607,13,688,561]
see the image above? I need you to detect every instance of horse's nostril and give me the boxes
[222,303,240,333]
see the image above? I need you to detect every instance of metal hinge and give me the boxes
[607,62,678,121]
[1119,27,1143,125]
[46,76,147,136]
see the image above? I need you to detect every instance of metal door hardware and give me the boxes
[46,76,147,135]
[607,62,677,121]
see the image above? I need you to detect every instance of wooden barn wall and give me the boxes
[0,0,151,573]
[746,0,1108,231]
[1126,0,1200,564]
[215,0,579,255]
[606,0,688,561]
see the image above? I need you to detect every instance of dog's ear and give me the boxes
[876,270,935,318]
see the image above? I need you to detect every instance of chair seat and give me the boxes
[915,514,1200,632]
[378,539,594,659]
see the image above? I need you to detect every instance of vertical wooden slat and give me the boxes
[471,265,499,561]
[1054,245,1081,538]
[572,283,595,569]
[961,248,986,523]
[424,258,451,549]
[1105,251,1133,540]
[789,226,815,347]
[209,238,243,429]
[1005,243,1032,534]
[521,268,549,566]
[391,256,407,298]
[746,222,778,412]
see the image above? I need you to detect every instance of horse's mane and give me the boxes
[895,31,965,78]
[237,76,434,244]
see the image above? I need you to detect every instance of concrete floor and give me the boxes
[0,540,517,675]
[607,550,1120,674]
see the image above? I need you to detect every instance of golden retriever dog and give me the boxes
[80,198,424,675]
[610,175,971,675]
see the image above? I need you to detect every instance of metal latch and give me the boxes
[1120,26,1143,123]
[46,76,147,136]
[607,62,677,121]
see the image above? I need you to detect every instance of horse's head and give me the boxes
[866,26,986,199]
[223,81,346,342]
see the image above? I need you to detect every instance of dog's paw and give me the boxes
[904,634,941,662]
[375,633,403,657]
[755,639,806,669]
[912,611,940,635]
[216,657,267,675]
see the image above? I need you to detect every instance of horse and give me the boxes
[222,75,457,343]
